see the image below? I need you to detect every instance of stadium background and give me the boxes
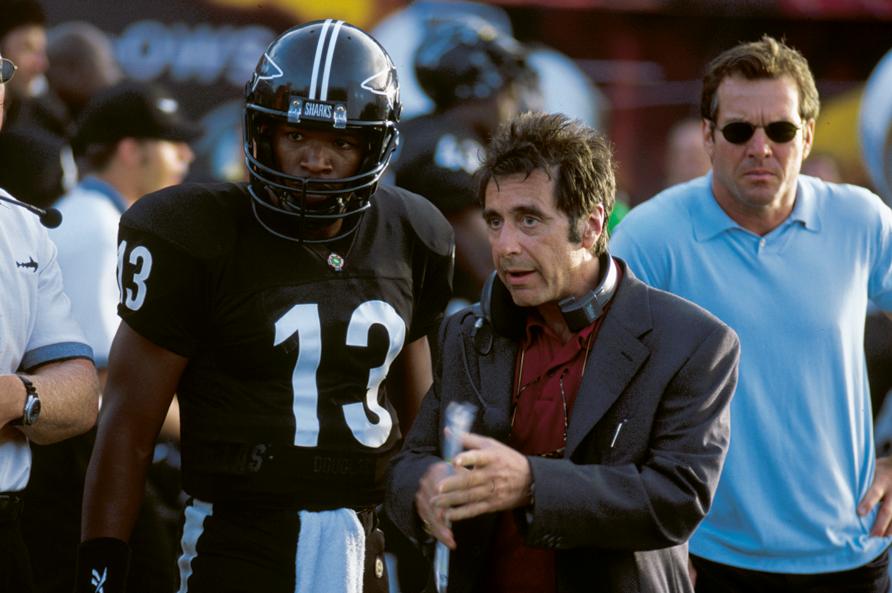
[38,0,892,205]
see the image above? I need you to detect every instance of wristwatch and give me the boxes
[12,375,41,426]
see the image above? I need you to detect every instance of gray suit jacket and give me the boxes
[386,261,740,593]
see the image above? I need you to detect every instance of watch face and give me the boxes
[23,394,40,426]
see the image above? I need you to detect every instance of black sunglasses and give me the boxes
[0,58,16,84]
[717,120,801,144]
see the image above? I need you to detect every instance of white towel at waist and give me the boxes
[296,507,365,593]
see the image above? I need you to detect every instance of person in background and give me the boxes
[52,80,198,381]
[800,150,843,183]
[32,81,198,593]
[0,0,48,130]
[612,35,892,593]
[0,125,66,209]
[0,49,99,593]
[393,16,539,308]
[34,20,124,141]
[387,111,740,593]
[664,116,712,187]
[75,19,453,593]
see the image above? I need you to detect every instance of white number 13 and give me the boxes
[274,300,405,448]
[117,240,153,311]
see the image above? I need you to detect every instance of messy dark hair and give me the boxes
[476,111,616,254]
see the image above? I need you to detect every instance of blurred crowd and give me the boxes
[1,0,891,592]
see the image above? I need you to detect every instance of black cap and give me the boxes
[0,126,65,209]
[0,0,45,42]
[72,81,202,155]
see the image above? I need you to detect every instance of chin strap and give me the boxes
[248,185,367,244]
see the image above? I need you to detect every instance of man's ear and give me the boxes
[116,137,142,166]
[702,118,716,162]
[580,205,605,249]
[801,118,816,161]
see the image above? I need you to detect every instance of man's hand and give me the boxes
[858,455,892,536]
[415,461,462,549]
[434,433,532,523]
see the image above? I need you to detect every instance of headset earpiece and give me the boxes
[476,252,619,337]
[558,252,618,332]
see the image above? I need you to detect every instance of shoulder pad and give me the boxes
[121,182,249,260]
[373,184,455,258]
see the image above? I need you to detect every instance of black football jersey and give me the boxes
[393,112,485,215]
[116,182,454,507]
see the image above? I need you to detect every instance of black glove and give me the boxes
[74,538,131,593]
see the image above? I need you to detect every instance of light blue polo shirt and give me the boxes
[611,173,892,573]
[50,176,129,368]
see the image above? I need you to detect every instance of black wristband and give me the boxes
[74,538,131,593]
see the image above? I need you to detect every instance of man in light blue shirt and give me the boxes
[612,35,892,593]
[44,81,197,593]
[51,80,197,376]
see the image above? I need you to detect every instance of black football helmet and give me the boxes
[244,19,400,242]
[414,17,534,111]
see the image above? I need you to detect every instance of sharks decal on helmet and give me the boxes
[251,52,284,93]
[361,68,398,111]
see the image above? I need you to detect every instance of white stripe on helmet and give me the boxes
[309,19,333,100]
[319,20,345,101]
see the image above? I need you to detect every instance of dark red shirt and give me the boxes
[482,288,615,593]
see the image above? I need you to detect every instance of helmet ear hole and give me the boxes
[242,19,401,241]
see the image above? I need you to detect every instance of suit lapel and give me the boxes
[474,332,517,441]
[566,267,652,455]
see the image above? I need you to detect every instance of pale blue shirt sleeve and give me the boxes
[22,216,93,370]
[49,189,122,367]
[866,192,892,311]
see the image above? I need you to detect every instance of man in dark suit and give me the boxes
[386,112,740,593]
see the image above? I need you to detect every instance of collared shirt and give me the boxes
[0,188,92,491]
[510,315,598,458]
[612,173,892,573]
[484,269,618,593]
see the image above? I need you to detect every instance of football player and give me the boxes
[74,20,454,593]
[394,17,539,306]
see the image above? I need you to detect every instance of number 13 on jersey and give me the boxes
[274,300,405,449]
[118,239,153,311]
[117,240,404,450]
